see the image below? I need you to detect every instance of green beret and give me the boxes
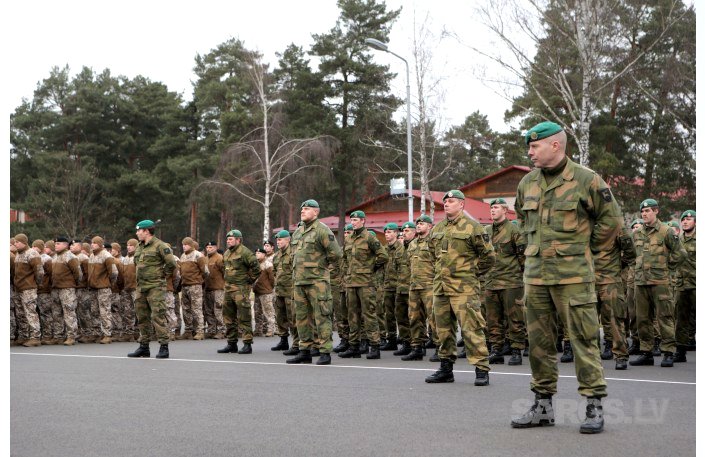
[344,224,353,231]
[383,223,399,232]
[415,214,433,224]
[524,121,563,144]
[667,221,680,228]
[630,219,644,228]
[275,230,290,239]
[443,190,465,201]
[300,199,319,208]
[489,198,508,206]
[226,229,243,238]
[350,210,366,218]
[681,210,696,221]
[511,220,519,225]
[401,221,416,230]
[640,199,658,210]
[136,219,155,229]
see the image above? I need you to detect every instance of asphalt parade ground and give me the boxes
[11,337,696,457]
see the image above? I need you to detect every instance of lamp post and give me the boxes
[365,38,413,222]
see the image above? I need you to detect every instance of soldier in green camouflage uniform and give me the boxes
[333,224,354,353]
[626,219,643,355]
[674,210,695,362]
[271,230,297,353]
[286,199,341,365]
[396,222,424,360]
[511,122,619,434]
[484,198,526,366]
[380,223,405,352]
[128,219,177,359]
[424,190,495,387]
[217,229,261,355]
[629,199,687,367]
[340,211,388,359]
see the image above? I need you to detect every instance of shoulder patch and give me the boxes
[598,188,613,202]
[482,233,490,243]
[328,234,335,242]
[163,247,172,255]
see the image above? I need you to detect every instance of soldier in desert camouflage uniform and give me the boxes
[71,240,96,343]
[120,239,138,342]
[13,234,43,346]
[179,237,209,340]
[32,240,55,344]
[50,236,82,345]
[87,236,119,344]
[204,241,225,339]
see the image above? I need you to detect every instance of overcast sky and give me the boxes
[4,0,525,134]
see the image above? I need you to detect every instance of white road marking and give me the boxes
[11,352,696,386]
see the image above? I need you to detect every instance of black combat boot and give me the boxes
[429,348,440,362]
[271,336,289,351]
[673,345,687,363]
[615,358,628,370]
[366,345,380,360]
[425,359,454,383]
[652,338,662,356]
[425,331,436,349]
[555,339,564,353]
[217,342,238,353]
[238,342,252,354]
[628,339,640,355]
[488,345,505,364]
[508,349,522,366]
[286,349,312,364]
[511,393,555,428]
[500,340,512,356]
[600,340,613,360]
[457,337,464,347]
[629,351,654,366]
[310,348,321,357]
[359,339,369,355]
[401,346,424,361]
[687,337,696,351]
[282,346,300,356]
[660,351,674,367]
[560,341,574,363]
[579,397,604,434]
[333,338,349,353]
[474,367,489,386]
[393,341,412,356]
[380,335,398,351]
[127,343,150,358]
[316,353,331,365]
[155,344,169,359]
[338,344,361,358]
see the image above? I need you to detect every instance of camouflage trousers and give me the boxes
[675,288,696,346]
[204,289,225,336]
[89,288,113,337]
[394,292,411,343]
[181,285,205,334]
[10,286,20,340]
[165,291,177,334]
[434,293,490,371]
[626,282,637,340]
[76,288,99,337]
[346,286,380,346]
[120,289,137,336]
[18,289,41,339]
[223,285,253,344]
[37,293,56,339]
[525,282,607,398]
[136,286,169,345]
[409,288,436,347]
[484,287,526,350]
[596,282,628,360]
[110,292,124,336]
[254,292,276,337]
[51,288,78,339]
[174,292,183,332]
[381,290,399,340]
[274,295,299,347]
[635,284,675,353]
[295,282,333,353]
[334,290,349,340]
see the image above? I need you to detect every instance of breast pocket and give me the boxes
[552,201,578,232]
[521,201,539,233]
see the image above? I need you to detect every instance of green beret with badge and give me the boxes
[136,219,156,230]
[489,198,508,206]
[275,230,290,239]
[416,214,433,224]
[524,121,563,144]
[401,221,416,230]
[640,198,658,210]
[681,210,696,221]
[667,221,680,229]
[630,219,644,228]
[300,199,319,208]
[350,210,366,218]
[226,229,243,238]
[344,224,353,231]
[383,223,399,232]
[442,190,465,201]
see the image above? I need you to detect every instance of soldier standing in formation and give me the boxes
[87,236,118,344]
[120,239,138,342]
[674,210,696,362]
[72,239,95,343]
[271,230,296,353]
[204,241,226,339]
[332,224,353,354]
[50,236,82,346]
[380,223,404,352]
[394,221,419,360]
[12,234,43,346]
[179,237,209,340]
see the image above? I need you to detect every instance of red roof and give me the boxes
[459,165,532,191]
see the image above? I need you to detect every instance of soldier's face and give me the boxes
[182,244,192,253]
[55,241,69,253]
[206,245,216,255]
[490,204,507,222]
[416,221,431,236]
[631,223,643,232]
[256,251,265,261]
[402,228,416,241]
[70,243,81,254]
[276,238,289,249]
[44,247,53,255]
[14,242,25,251]
[300,206,319,222]
[681,216,695,232]
[91,242,100,251]
[136,229,148,241]
[226,237,240,248]
[344,231,352,239]
[443,198,464,219]
[640,207,658,225]
[351,217,364,230]
[384,230,398,244]
[527,138,561,168]
[127,245,136,254]
[264,244,273,254]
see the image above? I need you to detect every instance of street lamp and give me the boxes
[365,38,413,222]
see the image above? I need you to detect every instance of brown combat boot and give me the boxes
[77,335,91,343]
[63,337,76,346]
[214,332,225,339]
[99,335,112,344]
[193,332,205,341]
[176,331,192,340]
[16,337,27,346]
[41,337,53,345]
[23,338,41,347]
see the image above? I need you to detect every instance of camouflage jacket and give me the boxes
[343,227,387,287]
[291,218,341,286]
[273,244,293,297]
[135,237,176,289]
[222,244,260,288]
[383,240,402,291]
[393,239,412,295]
[678,229,695,290]
[515,157,622,286]
[409,234,434,291]
[430,213,495,296]
[594,220,636,285]
[484,219,525,290]
[13,247,43,292]
[51,250,82,289]
[633,220,686,286]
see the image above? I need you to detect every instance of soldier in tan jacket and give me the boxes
[87,236,119,344]
[179,237,209,340]
[13,234,43,346]
[50,236,82,345]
